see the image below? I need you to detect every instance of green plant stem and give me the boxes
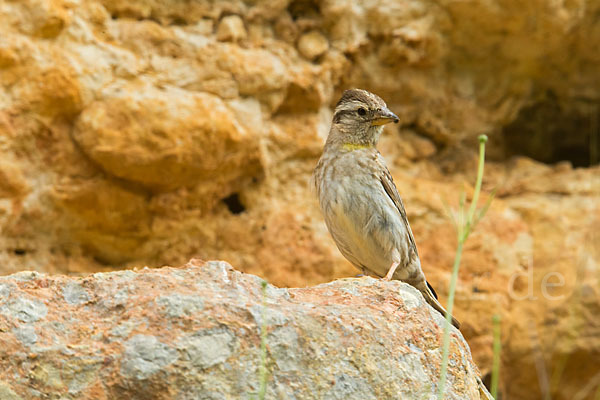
[437,240,463,399]
[464,136,488,240]
[491,314,502,399]
[437,135,488,400]
[257,280,268,400]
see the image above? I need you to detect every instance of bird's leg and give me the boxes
[384,261,399,281]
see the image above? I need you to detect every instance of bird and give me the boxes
[313,88,460,328]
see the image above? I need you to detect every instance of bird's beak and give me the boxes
[371,107,399,126]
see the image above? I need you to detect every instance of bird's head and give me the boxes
[328,88,399,149]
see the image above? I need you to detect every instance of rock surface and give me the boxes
[217,15,247,43]
[0,260,491,400]
[0,1,598,399]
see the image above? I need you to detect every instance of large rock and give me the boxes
[0,260,491,400]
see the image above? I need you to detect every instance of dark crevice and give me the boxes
[222,193,246,215]
[482,372,491,388]
[481,373,501,398]
[288,0,321,21]
[502,93,599,167]
[92,255,113,266]
[169,16,188,26]
[13,249,27,256]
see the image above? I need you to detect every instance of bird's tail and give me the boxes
[414,280,460,329]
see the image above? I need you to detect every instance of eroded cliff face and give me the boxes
[0,1,598,399]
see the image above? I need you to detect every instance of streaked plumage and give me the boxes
[313,89,460,328]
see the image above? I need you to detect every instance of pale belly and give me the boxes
[322,178,412,280]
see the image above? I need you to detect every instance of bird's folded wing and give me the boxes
[376,153,419,258]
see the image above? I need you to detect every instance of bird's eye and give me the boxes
[357,107,367,116]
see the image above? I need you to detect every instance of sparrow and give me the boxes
[313,88,460,328]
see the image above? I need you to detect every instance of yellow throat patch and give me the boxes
[342,143,371,151]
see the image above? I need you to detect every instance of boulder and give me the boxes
[0,260,491,400]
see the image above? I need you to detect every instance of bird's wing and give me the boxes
[375,153,419,258]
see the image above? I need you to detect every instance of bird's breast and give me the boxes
[318,167,408,276]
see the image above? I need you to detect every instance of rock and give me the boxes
[98,0,230,23]
[0,159,28,198]
[0,260,491,399]
[49,177,153,264]
[217,15,247,42]
[0,383,22,400]
[215,44,289,100]
[9,63,83,119]
[297,30,329,60]
[72,83,263,191]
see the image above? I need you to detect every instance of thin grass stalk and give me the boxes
[257,280,268,400]
[437,135,488,399]
[528,320,551,400]
[491,314,501,399]
[464,137,488,239]
[437,240,464,398]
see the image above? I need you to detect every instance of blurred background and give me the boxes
[0,0,598,399]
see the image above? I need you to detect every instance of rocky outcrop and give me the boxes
[0,1,598,399]
[0,260,491,400]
